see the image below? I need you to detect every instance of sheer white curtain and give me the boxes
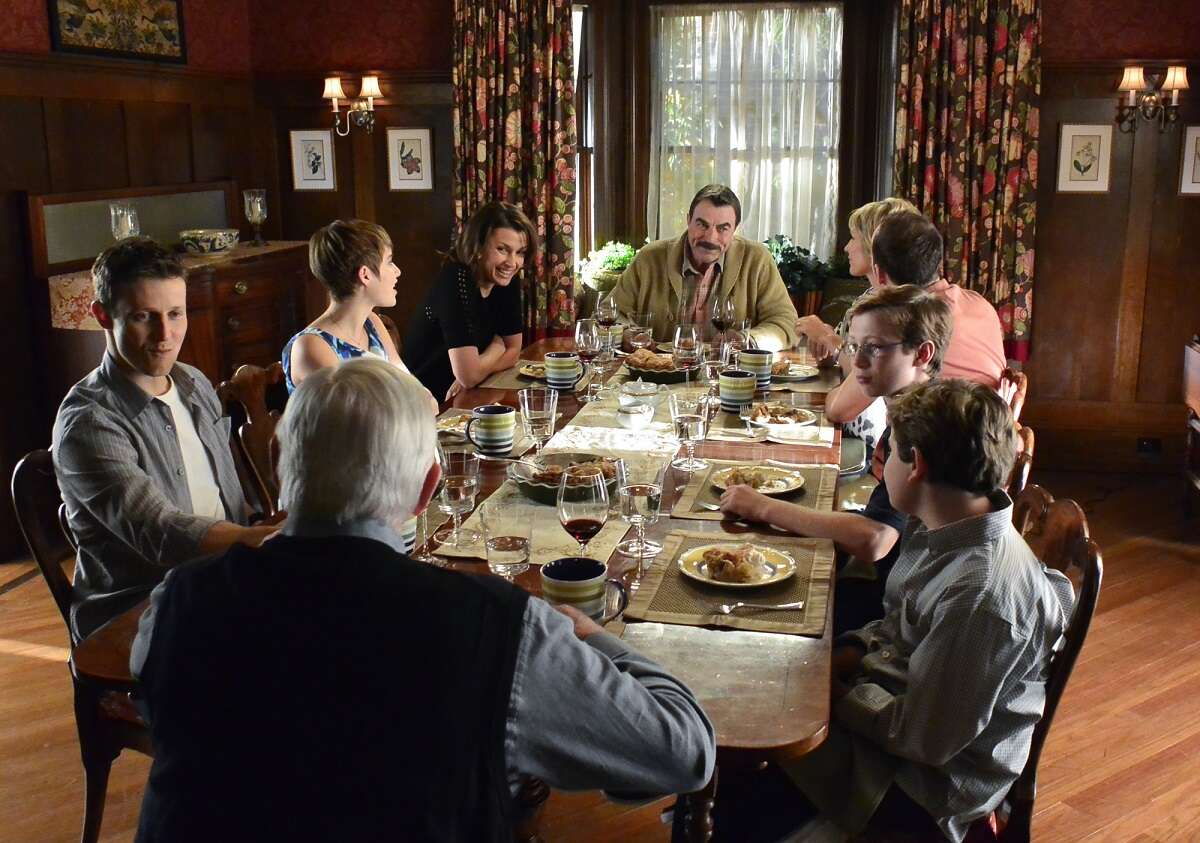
[647,3,843,258]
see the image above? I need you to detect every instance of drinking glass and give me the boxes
[673,323,701,384]
[481,499,532,581]
[615,460,666,583]
[109,202,139,241]
[594,294,619,330]
[433,447,481,548]
[710,294,736,338]
[574,318,602,392]
[720,331,746,370]
[669,390,712,472]
[243,189,268,247]
[629,311,654,351]
[700,343,724,395]
[558,467,609,557]
[412,479,446,565]
[517,387,558,455]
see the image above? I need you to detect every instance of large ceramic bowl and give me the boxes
[180,228,240,254]
[507,452,620,506]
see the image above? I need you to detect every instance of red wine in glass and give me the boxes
[562,517,604,544]
[596,315,618,328]
[558,468,609,555]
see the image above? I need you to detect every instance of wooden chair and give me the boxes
[1007,427,1036,499]
[378,311,403,355]
[999,367,1028,424]
[218,362,286,516]
[11,450,152,843]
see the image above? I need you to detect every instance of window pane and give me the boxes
[648,3,843,259]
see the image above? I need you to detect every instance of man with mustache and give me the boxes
[611,184,798,350]
[52,238,276,640]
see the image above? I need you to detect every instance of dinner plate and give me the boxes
[709,465,805,496]
[518,362,547,380]
[436,413,470,437]
[677,543,798,588]
[771,364,820,382]
[747,404,819,432]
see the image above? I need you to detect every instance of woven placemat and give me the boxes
[624,530,834,637]
[674,459,838,521]
[478,365,594,393]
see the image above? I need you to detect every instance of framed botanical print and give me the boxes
[1180,126,1200,196]
[290,130,337,192]
[387,128,434,191]
[47,0,187,63]
[1056,124,1113,193]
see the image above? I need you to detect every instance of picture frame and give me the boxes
[1056,124,1113,193]
[47,0,187,64]
[290,130,337,192]
[387,128,434,191]
[1180,126,1200,196]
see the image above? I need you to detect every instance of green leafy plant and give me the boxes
[578,241,637,290]
[763,235,850,295]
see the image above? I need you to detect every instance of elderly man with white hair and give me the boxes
[127,357,715,843]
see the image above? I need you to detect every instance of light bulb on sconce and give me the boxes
[1116,64,1188,133]
[323,75,382,137]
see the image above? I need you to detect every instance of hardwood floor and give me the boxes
[1,471,1197,842]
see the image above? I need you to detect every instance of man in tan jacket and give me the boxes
[611,184,798,351]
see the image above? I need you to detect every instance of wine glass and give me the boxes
[710,293,736,339]
[412,474,447,566]
[518,387,558,455]
[481,498,532,581]
[574,318,602,392]
[243,189,268,247]
[629,311,654,352]
[615,459,666,581]
[433,447,481,548]
[558,467,609,557]
[594,294,619,330]
[720,331,746,370]
[109,202,140,241]
[673,323,701,383]
[669,390,712,472]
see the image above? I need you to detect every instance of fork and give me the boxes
[716,601,804,615]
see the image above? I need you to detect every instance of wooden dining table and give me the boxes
[71,337,845,842]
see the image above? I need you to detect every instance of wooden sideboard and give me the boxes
[1186,337,1200,514]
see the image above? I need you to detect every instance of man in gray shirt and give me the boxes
[128,358,715,842]
[53,238,275,639]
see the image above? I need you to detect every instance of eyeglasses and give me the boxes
[841,340,905,360]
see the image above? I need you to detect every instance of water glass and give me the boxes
[629,311,654,351]
[433,447,481,548]
[615,460,667,586]
[109,202,139,241]
[481,499,532,581]
[673,323,701,382]
[518,387,558,454]
[669,390,712,472]
[558,467,609,557]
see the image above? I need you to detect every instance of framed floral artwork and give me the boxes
[1056,124,1112,193]
[290,130,337,191]
[48,0,187,63]
[387,128,434,191]
[1180,126,1200,196]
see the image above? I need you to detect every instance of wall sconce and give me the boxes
[1117,65,1189,133]
[323,75,383,137]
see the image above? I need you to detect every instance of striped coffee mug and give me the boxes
[718,369,757,414]
[465,404,516,456]
[738,348,774,391]
[541,557,628,622]
[544,351,583,391]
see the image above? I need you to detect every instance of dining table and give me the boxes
[71,337,846,842]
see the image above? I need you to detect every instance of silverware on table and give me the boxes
[716,600,804,615]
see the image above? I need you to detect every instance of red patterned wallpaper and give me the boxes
[246,0,452,74]
[1043,0,1200,62]
[0,1,252,75]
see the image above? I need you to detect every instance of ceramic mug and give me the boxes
[541,557,629,622]
[718,369,757,414]
[544,351,583,391]
[738,348,774,391]
[465,404,517,456]
[399,516,418,554]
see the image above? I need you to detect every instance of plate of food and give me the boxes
[507,452,621,505]
[518,362,547,380]
[624,348,691,384]
[709,465,805,496]
[436,413,470,438]
[771,360,820,382]
[747,402,819,431]
[678,542,798,588]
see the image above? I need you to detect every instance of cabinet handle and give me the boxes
[233,281,249,295]
[227,317,241,331]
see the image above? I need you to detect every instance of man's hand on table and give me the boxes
[555,604,607,640]
[719,485,773,523]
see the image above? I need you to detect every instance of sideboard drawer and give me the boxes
[214,273,288,307]
[219,302,283,345]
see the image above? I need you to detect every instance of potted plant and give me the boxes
[578,241,636,297]
[763,235,849,316]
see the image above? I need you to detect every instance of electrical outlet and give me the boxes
[1136,437,1162,454]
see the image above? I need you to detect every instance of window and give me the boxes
[573,5,594,269]
[648,3,843,258]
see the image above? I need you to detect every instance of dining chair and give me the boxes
[1006,426,1036,499]
[11,449,153,843]
[378,311,403,355]
[999,368,1028,425]
[218,362,286,516]
[856,485,1102,843]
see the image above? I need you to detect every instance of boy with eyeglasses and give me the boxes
[719,284,952,632]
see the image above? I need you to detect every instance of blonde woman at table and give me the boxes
[403,201,537,402]
[128,358,715,843]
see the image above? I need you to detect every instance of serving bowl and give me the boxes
[507,451,620,505]
[180,228,240,254]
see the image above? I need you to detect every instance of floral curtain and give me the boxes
[893,0,1040,361]
[452,0,578,339]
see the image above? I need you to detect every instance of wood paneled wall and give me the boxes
[1024,61,1200,472]
[0,51,280,561]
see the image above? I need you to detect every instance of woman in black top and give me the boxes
[403,201,537,400]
